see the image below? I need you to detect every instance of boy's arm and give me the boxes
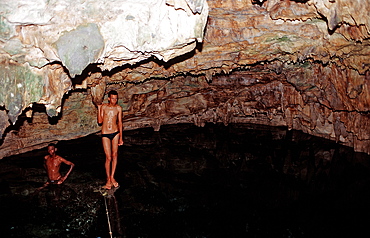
[58,158,75,184]
[43,156,47,170]
[41,156,50,187]
[97,104,104,124]
[118,106,124,146]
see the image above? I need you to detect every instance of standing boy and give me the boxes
[97,90,123,189]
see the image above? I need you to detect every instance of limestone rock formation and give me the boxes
[1,0,370,159]
[0,0,208,123]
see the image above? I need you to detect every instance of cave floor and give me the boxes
[1,123,370,238]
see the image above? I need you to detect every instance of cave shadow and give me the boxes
[251,0,309,7]
[73,63,102,86]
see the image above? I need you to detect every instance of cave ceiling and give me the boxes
[1,0,370,158]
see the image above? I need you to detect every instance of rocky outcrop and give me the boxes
[1,0,370,158]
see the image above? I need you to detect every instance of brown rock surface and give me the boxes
[1,0,370,158]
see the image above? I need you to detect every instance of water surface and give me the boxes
[1,123,370,237]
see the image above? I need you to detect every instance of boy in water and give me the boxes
[97,90,123,189]
[43,143,74,186]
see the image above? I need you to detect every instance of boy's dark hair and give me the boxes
[48,143,56,148]
[108,90,118,97]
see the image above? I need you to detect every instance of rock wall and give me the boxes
[1,0,370,158]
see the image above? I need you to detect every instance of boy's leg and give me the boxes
[110,135,119,186]
[102,137,113,186]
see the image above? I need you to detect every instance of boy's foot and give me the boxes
[111,180,119,188]
[102,182,112,190]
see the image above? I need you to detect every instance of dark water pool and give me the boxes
[1,123,370,238]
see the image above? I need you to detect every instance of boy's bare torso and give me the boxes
[101,104,121,134]
[44,155,63,181]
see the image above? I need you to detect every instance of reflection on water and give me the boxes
[101,188,123,238]
[1,123,370,237]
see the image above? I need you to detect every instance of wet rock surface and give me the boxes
[1,123,370,237]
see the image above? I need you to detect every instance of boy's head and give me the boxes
[107,90,118,105]
[47,143,57,155]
